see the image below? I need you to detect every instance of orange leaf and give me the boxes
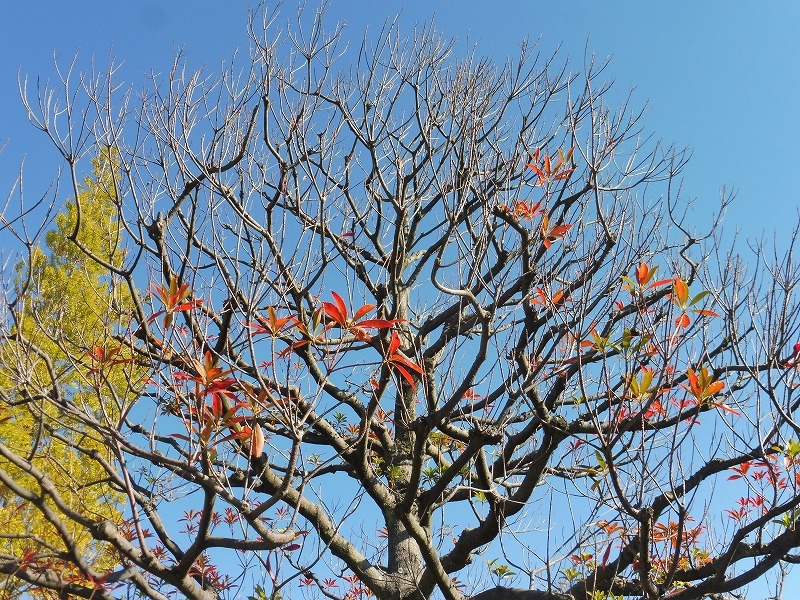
[636,263,649,286]
[541,221,572,249]
[675,313,691,328]
[251,423,265,458]
[686,368,701,398]
[673,278,689,307]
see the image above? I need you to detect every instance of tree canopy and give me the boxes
[1,6,800,600]
[0,150,134,597]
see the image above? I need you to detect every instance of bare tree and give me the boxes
[2,5,800,600]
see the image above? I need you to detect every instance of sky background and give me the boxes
[1,2,799,597]
[1,1,799,245]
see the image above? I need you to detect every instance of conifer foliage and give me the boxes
[0,150,134,597]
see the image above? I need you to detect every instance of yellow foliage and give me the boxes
[0,149,140,594]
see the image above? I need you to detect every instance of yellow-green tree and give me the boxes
[0,150,136,598]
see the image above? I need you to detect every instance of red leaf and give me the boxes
[331,292,348,322]
[173,300,203,313]
[277,340,309,358]
[356,319,402,329]
[211,395,223,420]
[392,363,418,390]
[391,353,424,376]
[527,163,546,181]
[389,331,401,355]
[601,541,614,567]
[353,304,376,321]
[322,301,346,327]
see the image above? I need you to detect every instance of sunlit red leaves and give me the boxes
[634,262,650,286]
[20,553,115,594]
[724,496,768,523]
[652,519,706,550]
[385,331,424,390]
[526,147,575,185]
[249,307,299,336]
[620,266,718,330]
[462,388,483,402]
[621,262,671,297]
[86,345,133,381]
[540,215,572,250]
[680,366,738,416]
[595,520,624,536]
[248,308,310,358]
[728,461,755,481]
[682,367,724,401]
[181,351,237,396]
[670,278,718,328]
[149,278,203,329]
[672,277,690,308]
[724,506,749,522]
[322,292,404,341]
[233,421,269,459]
[168,351,264,452]
[643,399,667,420]
[530,287,570,308]
[504,199,545,221]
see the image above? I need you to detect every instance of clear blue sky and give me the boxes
[1,2,799,597]
[1,1,798,242]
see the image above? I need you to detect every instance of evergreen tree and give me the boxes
[0,150,136,597]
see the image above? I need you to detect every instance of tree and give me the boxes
[2,6,800,600]
[0,150,135,597]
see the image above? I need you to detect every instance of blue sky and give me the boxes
[1,2,799,597]
[2,2,799,242]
